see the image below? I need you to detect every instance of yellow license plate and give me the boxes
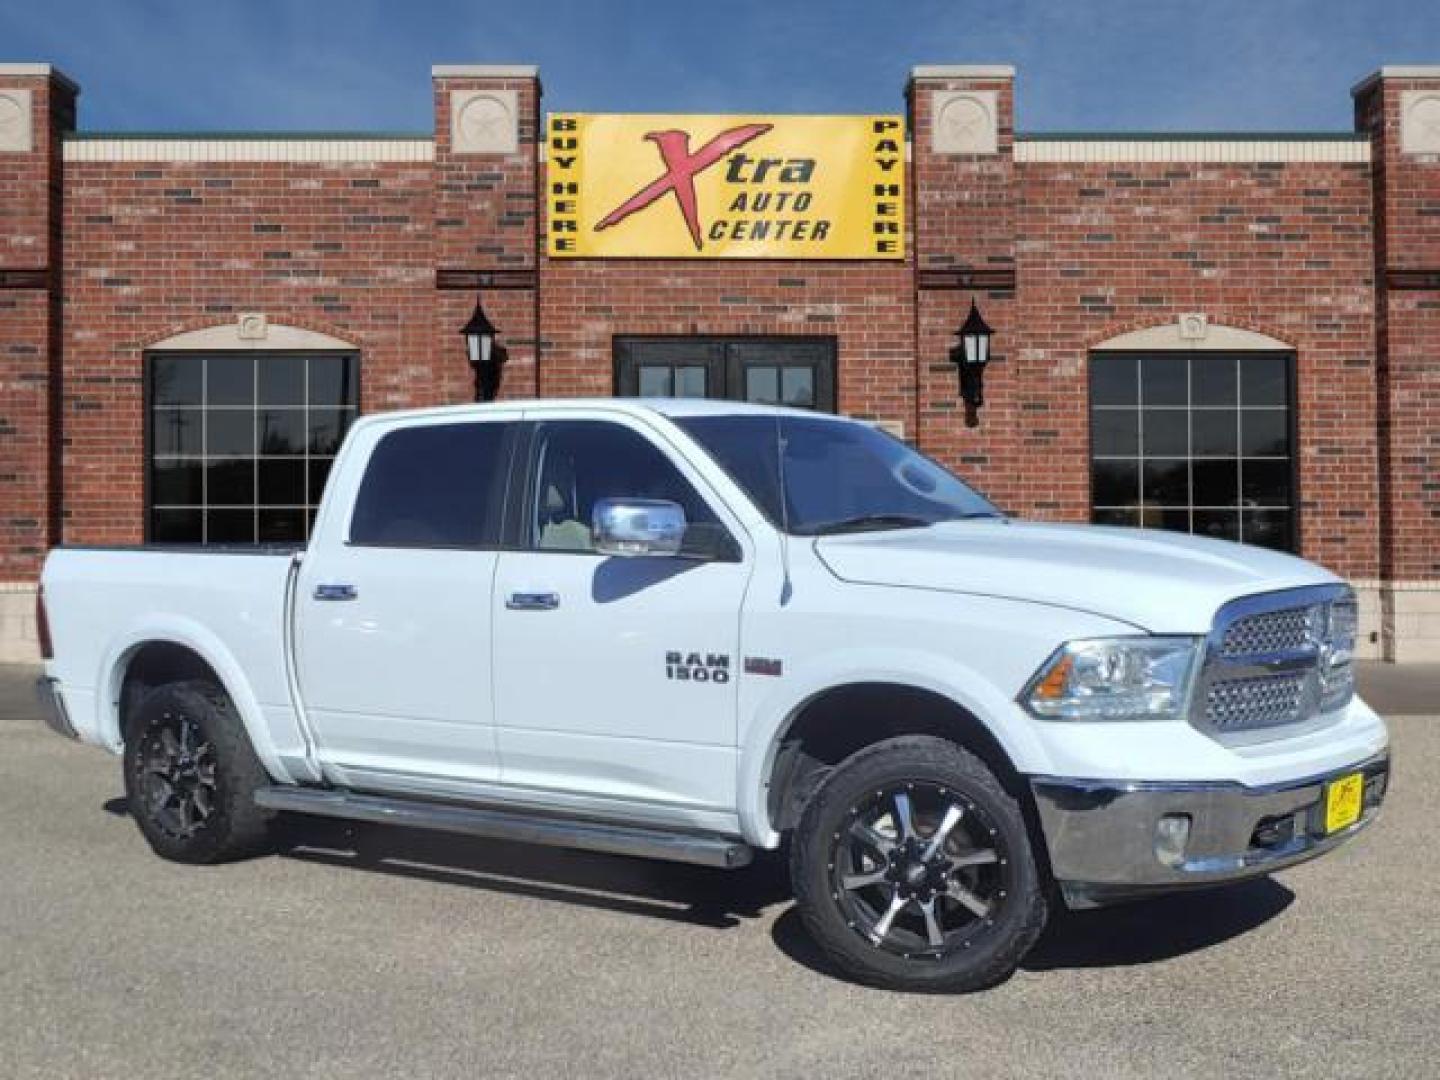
[1324,773,1364,834]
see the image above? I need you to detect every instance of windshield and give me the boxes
[675,415,1002,535]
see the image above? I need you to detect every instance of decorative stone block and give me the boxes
[1400,90,1440,155]
[237,312,268,340]
[0,87,33,153]
[451,88,519,155]
[1178,313,1208,340]
[931,90,998,155]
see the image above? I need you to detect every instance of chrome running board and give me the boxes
[254,786,754,869]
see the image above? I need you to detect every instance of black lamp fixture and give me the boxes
[461,294,506,402]
[948,299,994,428]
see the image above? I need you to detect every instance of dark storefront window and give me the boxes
[1089,351,1296,551]
[615,337,836,411]
[147,352,359,544]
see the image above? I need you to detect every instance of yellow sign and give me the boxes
[547,113,905,259]
[1324,773,1364,834]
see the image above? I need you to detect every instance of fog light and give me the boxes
[1155,813,1192,868]
[1252,814,1297,849]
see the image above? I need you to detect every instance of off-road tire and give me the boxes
[122,679,274,864]
[791,735,1047,992]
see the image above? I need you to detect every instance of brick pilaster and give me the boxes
[0,64,76,579]
[908,66,1019,502]
[1355,67,1440,659]
[431,65,541,400]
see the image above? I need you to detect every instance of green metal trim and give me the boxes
[65,130,432,141]
[1018,131,1369,142]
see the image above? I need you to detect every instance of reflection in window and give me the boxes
[1089,352,1294,551]
[636,364,708,398]
[743,364,817,408]
[529,420,726,556]
[148,353,358,544]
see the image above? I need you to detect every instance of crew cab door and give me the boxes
[294,413,520,789]
[491,414,752,815]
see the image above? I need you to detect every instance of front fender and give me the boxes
[93,615,298,785]
[736,647,1051,849]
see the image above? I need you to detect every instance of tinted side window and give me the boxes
[529,420,729,556]
[350,422,511,547]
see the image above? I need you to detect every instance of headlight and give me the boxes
[1021,637,1202,721]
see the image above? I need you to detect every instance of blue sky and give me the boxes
[3,0,1436,133]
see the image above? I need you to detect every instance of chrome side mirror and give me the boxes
[592,498,687,557]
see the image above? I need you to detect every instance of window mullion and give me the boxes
[201,357,209,545]
[252,353,260,544]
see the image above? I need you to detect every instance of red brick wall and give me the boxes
[0,288,53,574]
[909,75,1379,581]
[909,74,1021,520]
[432,75,539,268]
[3,62,1433,608]
[55,73,549,548]
[911,73,1016,277]
[1013,157,1378,579]
[0,72,73,578]
[60,156,439,545]
[536,257,916,422]
[1356,75,1440,582]
[432,73,540,401]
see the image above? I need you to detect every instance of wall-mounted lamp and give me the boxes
[948,300,994,428]
[461,295,506,402]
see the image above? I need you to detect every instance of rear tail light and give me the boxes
[36,585,53,660]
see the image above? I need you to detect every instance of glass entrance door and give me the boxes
[615,337,836,412]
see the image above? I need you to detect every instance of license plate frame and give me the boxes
[1323,772,1364,835]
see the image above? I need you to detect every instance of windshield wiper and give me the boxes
[809,514,935,535]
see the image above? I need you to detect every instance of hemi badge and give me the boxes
[744,657,783,677]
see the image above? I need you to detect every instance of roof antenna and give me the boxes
[775,414,793,606]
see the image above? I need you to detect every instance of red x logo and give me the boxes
[595,123,773,251]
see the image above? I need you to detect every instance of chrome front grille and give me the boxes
[1220,606,1319,658]
[1205,671,1308,731]
[1193,584,1357,741]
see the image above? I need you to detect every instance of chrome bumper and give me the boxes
[35,677,78,741]
[1031,751,1389,909]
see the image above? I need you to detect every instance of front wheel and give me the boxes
[790,735,1047,992]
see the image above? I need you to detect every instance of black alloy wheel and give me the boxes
[830,781,1010,959]
[133,710,219,840]
[791,735,1047,992]
[123,680,273,864]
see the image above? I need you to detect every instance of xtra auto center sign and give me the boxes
[546,114,905,259]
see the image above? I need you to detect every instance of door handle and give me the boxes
[314,582,358,602]
[506,591,560,611]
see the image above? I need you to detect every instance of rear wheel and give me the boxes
[122,679,273,864]
[791,735,1047,992]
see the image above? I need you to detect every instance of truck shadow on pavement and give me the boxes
[104,796,791,927]
[103,798,1294,975]
[772,876,1295,982]
[273,813,796,929]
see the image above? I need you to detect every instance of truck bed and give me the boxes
[42,546,300,756]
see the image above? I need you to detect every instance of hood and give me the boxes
[813,520,1340,633]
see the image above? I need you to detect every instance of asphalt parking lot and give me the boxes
[2,663,1437,1079]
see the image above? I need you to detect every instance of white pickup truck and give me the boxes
[36,399,1388,991]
